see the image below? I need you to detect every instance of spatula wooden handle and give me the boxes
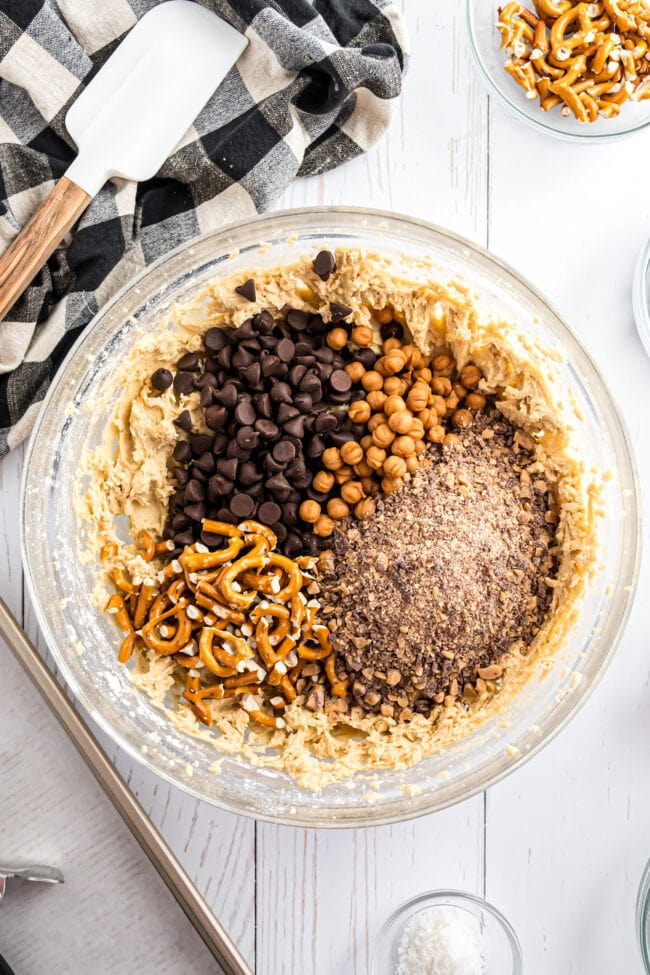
[0,176,91,322]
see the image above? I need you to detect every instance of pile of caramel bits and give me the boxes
[299,312,487,536]
[497,1,650,122]
[105,520,348,730]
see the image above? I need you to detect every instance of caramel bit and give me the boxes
[319,409,559,717]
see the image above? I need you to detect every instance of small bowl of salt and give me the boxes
[371,890,522,975]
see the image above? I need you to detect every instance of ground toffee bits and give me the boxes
[319,409,559,719]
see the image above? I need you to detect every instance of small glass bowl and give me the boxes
[466,0,650,143]
[637,859,650,972]
[633,238,650,356]
[371,891,523,975]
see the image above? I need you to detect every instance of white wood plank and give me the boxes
[486,103,650,973]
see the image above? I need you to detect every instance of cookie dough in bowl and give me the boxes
[21,208,639,826]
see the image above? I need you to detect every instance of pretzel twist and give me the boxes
[106,519,343,730]
[498,0,650,120]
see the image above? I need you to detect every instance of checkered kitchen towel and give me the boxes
[0,0,407,456]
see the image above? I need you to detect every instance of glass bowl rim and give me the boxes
[20,205,642,827]
[637,858,650,971]
[371,888,524,974]
[465,0,650,144]
[633,237,650,357]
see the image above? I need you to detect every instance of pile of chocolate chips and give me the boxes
[153,287,381,557]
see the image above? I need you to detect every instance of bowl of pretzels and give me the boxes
[467,0,650,141]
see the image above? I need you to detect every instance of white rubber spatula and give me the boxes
[0,0,247,322]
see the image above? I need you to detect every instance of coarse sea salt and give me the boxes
[396,907,484,975]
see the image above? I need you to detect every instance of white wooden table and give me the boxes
[1,3,649,973]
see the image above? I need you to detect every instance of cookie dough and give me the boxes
[75,248,598,791]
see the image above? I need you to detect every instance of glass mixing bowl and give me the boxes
[21,207,640,827]
[467,0,650,143]
[371,891,522,975]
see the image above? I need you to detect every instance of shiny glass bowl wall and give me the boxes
[21,208,640,827]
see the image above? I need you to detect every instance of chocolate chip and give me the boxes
[330,430,355,447]
[190,433,213,456]
[329,369,352,393]
[285,457,306,481]
[172,512,191,530]
[184,501,207,522]
[328,389,352,405]
[298,368,320,393]
[215,383,238,408]
[380,320,404,341]
[306,487,328,504]
[284,532,303,557]
[254,392,272,418]
[216,345,232,370]
[330,301,352,323]
[255,418,279,440]
[201,530,225,548]
[294,340,315,356]
[200,386,213,408]
[307,314,328,336]
[232,346,254,371]
[191,467,207,483]
[270,381,292,404]
[236,426,260,449]
[314,412,338,434]
[282,502,299,525]
[152,368,173,391]
[172,441,191,463]
[173,466,190,486]
[283,415,305,439]
[177,351,201,372]
[233,319,256,343]
[294,391,313,413]
[258,500,281,525]
[305,434,326,458]
[217,457,238,480]
[173,371,195,395]
[240,362,262,388]
[312,250,336,282]
[205,405,228,431]
[239,461,263,486]
[204,327,228,351]
[174,409,193,432]
[260,352,283,378]
[208,475,234,498]
[230,493,255,518]
[212,432,228,455]
[234,400,256,426]
[174,530,196,546]
[289,363,306,387]
[274,522,288,543]
[235,278,256,302]
[276,337,295,362]
[354,348,377,370]
[272,440,296,464]
[194,451,215,475]
[266,472,291,500]
[276,403,299,424]
[185,479,206,503]
[255,310,274,335]
[286,309,310,331]
[227,439,249,460]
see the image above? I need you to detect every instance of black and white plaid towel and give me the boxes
[0,0,407,456]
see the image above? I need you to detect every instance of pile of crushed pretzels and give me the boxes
[104,519,348,731]
[497,0,650,122]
